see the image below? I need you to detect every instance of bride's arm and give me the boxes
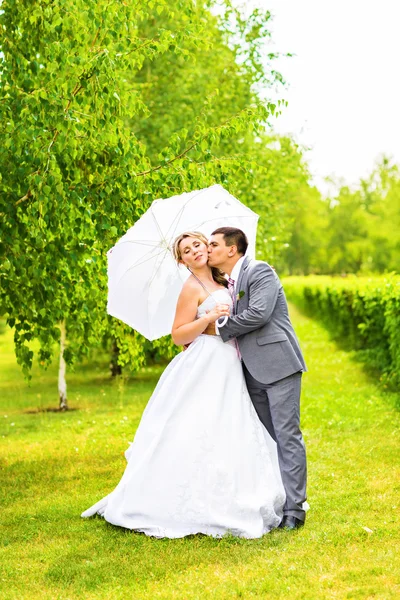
[172,286,229,346]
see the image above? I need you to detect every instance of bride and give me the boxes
[81,231,285,538]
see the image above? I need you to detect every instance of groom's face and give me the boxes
[207,234,230,267]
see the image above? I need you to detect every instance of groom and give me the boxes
[208,227,307,530]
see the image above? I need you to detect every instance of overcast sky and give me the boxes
[249,0,400,194]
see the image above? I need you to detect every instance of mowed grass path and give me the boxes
[1,306,399,600]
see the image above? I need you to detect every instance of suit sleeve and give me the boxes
[219,263,280,342]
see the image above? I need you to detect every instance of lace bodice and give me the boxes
[196,288,232,318]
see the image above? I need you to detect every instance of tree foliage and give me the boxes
[279,157,400,276]
[2,0,303,391]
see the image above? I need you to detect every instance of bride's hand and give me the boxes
[206,303,230,323]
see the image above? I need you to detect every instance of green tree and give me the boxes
[278,156,400,276]
[358,158,400,273]
[130,0,308,272]
[0,0,277,407]
[281,183,329,275]
[323,157,400,275]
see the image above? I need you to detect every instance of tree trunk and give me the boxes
[110,339,122,377]
[58,320,68,410]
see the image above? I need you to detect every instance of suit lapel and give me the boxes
[234,256,251,313]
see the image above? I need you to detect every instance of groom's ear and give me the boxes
[228,245,238,257]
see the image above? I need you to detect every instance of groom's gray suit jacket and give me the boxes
[219,256,306,384]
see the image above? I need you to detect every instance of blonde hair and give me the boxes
[172,231,228,288]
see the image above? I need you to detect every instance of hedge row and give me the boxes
[283,275,400,388]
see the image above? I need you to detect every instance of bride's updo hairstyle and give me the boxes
[172,231,228,288]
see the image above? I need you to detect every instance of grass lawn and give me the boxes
[1,305,399,599]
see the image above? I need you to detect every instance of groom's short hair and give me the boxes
[211,227,248,256]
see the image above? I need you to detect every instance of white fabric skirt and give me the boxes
[81,334,285,538]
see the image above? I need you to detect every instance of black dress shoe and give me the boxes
[278,515,305,530]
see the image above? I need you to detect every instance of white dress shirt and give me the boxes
[216,255,246,334]
[228,255,246,292]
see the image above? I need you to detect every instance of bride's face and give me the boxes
[179,237,209,269]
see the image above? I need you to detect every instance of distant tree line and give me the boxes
[272,157,400,276]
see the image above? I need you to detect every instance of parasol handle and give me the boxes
[215,316,229,330]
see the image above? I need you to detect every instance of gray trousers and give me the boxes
[243,366,307,521]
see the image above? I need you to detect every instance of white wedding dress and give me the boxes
[81,289,285,538]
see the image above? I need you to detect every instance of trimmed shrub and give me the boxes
[283,275,400,388]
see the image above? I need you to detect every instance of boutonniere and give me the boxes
[236,290,245,301]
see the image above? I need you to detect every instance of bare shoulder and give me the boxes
[178,276,203,300]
